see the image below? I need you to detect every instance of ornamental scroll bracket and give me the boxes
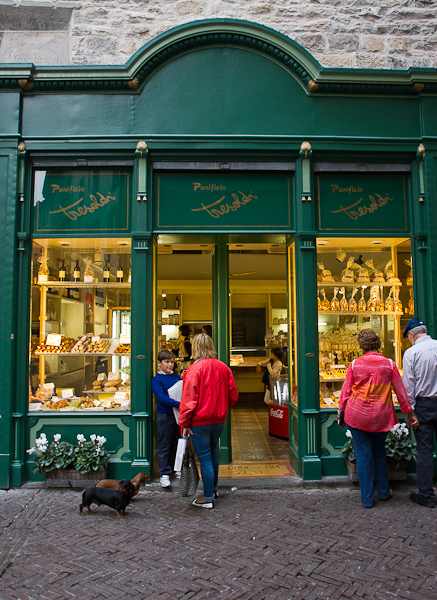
[417,143,425,203]
[299,141,312,202]
[136,140,148,203]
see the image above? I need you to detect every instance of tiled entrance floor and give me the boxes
[219,397,296,478]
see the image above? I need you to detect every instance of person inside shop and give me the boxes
[338,328,418,508]
[151,350,182,488]
[179,333,238,509]
[256,347,283,404]
[202,324,212,338]
[164,324,192,373]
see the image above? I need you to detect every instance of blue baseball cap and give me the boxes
[403,318,424,338]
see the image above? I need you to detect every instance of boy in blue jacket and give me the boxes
[152,350,182,487]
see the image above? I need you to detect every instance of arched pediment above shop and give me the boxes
[2,18,437,98]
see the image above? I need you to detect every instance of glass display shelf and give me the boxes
[318,311,403,316]
[37,282,131,289]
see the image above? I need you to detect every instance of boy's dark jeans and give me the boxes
[157,412,180,476]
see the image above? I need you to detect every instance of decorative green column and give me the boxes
[129,140,153,475]
[295,142,322,480]
[213,236,231,463]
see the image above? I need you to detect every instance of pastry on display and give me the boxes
[317,291,321,311]
[356,266,370,284]
[114,343,130,354]
[358,287,367,312]
[393,287,403,312]
[368,259,385,284]
[341,257,357,283]
[318,262,336,283]
[384,259,401,285]
[339,287,348,312]
[330,287,340,311]
[71,335,92,353]
[348,288,358,312]
[407,288,414,314]
[87,339,110,353]
[320,289,330,311]
[35,337,76,354]
[405,258,413,286]
[385,289,394,311]
[367,286,384,312]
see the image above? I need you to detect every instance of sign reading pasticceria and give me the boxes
[155,172,292,229]
[33,170,131,233]
[317,173,408,232]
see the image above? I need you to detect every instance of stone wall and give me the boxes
[1,0,437,68]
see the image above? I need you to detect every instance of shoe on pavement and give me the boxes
[213,491,219,499]
[410,492,436,508]
[160,475,171,488]
[173,471,181,479]
[380,491,393,501]
[191,498,214,509]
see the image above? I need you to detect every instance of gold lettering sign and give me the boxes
[191,183,258,219]
[49,193,115,221]
[330,193,394,221]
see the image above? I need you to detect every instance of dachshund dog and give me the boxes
[96,472,150,497]
[79,479,135,518]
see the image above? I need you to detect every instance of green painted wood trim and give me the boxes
[1,19,437,96]
[213,238,231,464]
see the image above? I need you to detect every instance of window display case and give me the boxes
[317,238,413,410]
[29,238,131,413]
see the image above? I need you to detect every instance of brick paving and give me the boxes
[0,480,436,600]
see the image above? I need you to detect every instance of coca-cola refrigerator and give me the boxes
[268,369,289,439]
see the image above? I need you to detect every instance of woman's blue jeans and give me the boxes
[349,426,391,507]
[190,423,224,501]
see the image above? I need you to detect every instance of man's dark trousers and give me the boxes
[414,397,437,501]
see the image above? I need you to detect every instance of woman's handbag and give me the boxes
[178,439,199,497]
[261,367,270,386]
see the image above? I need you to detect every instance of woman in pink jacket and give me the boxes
[339,329,418,508]
[179,333,238,509]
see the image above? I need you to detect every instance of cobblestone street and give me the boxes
[0,480,436,600]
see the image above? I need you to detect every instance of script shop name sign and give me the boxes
[317,173,408,232]
[34,170,130,233]
[155,172,292,229]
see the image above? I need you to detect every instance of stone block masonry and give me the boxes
[0,0,437,68]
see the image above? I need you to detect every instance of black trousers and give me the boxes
[414,397,437,500]
[157,412,180,476]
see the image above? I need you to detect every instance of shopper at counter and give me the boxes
[179,333,238,509]
[165,325,192,373]
[338,328,418,508]
[152,350,182,488]
[257,348,283,404]
[202,324,212,338]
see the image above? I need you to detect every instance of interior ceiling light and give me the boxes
[317,240,330,246]
[370,240,384,245]
[336,249,347,263]
[161,293,166,297]
[117,241,129,246]
[60,241,71,246]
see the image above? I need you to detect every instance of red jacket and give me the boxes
[178,358,238,428]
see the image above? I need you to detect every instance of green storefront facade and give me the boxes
[1,19,437,487]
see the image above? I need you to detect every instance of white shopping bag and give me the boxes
[174,437,188,472]
[168,380,183,424]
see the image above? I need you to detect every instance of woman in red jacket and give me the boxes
[339,328,417,508]
[179,333,238,509]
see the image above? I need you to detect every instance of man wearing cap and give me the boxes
[403,317,437,508]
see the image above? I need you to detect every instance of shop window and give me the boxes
[317,238,413,411]
[29,238,131,413]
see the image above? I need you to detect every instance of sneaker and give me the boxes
[213,491,219,499]
[173,471,181,479]
[191,498,214,509]
[410,492,436,508]
[160,475,171,488]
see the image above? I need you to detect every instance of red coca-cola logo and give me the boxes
[270,407,284,419]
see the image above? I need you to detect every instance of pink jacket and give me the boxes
[179,358,238,428]
[339,352,412,432]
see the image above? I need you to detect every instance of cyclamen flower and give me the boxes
[53,433,61,443]
[96,436,106,446]
[39,445,47,453]
[346,430,352,438]
[77,434,86,444]
[26,447,36,454]
[90,434,97,443]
